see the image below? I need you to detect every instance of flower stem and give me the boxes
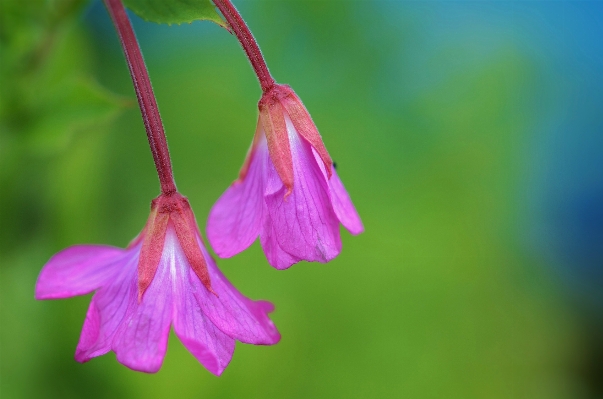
[104,0,177,195]
[213,0,275,93]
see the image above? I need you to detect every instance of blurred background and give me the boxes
[1,1,602,398]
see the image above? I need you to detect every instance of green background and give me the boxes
[2,1,601,398]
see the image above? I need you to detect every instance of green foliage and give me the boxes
[27,77,130,155]
[0,0,128,253]
[123,0,226,27]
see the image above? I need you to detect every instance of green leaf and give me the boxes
[123,0,226,27]
[27,76,131,155]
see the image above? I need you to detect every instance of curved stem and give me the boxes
[104,0,177,195]
[213,0,275,92]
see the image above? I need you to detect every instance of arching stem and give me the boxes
[213,0,276,93]
[104,0,177,195]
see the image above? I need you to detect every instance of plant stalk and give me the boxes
[213,0,275,93]
[104,0,177,195]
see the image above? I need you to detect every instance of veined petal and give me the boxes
[327,167,364,235]
[260,213,303,270]
[311,148,364,235]
[112,237,174,373]
[207,140,267,258]
[261,116,342,269]
[171,229,235,375]
[75,246,139,363]
[191,237,280,345]
[36,245,125,300]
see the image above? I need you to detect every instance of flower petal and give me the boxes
[112,240,174,373]
[35,245,125,300]
[260,213,303,270]
[207,141,267,258]
[189,237,280,345]
[172,238,235,375]
[75,248,139,363]
[327,167,364,235]
[310,148,364,235]
[261,117,342,269]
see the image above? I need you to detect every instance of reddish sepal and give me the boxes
[137,193,216,301]
[137,203,169,301]
[280,87,332,178]
[259,87,294,196]
[171,198,217,297]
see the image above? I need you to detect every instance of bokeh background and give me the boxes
[1,1,603,398]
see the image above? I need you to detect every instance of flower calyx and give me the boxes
[135,192,216,301]
[253,84,333,196]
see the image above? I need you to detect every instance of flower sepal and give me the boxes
[255,84,333,197]
[137,192,216,301]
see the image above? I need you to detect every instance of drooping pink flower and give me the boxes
[35,192,280,374]
[207,84,363,270]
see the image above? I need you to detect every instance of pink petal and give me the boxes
[207,141,267,258]
[112,240,175,373]
[192,236,280,345]
[172,238,235,375]
[310,148,364,235]
[259,213,303,270]
[75,299,103,360]
[75,248,139,363]
[261,117,342,269]
[328,167,364,234]
[36,245,125,300]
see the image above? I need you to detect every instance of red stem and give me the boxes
[213,0,275,93]
[104,0,177,195]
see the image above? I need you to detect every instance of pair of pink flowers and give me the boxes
[35,0,362,375]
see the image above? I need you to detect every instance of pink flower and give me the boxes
[207,84,363,270]
[35,192,280,374]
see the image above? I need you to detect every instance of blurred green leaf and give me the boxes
[0,0,128,253]
[123,0,226,27]
[28,77,131,155]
